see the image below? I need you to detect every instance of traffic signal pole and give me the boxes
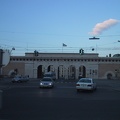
[0,49,3,76]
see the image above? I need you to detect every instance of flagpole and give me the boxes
[62,43,63,53]
[62,43,67,53]
[96,44,97,53]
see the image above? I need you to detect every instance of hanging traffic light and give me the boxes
[34,50,39,56]
[79,49,84,55]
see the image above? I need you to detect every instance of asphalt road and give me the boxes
[0,79,120,120]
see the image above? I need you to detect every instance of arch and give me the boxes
[37,65,43,78]
[8,70,16,78]
[47,65,54,72]
[105,71,115,79]
[58,65,64,79]
[68,65,76,80]
[79,65,86,78]
[48,65,51,72]
[8,69,18,78]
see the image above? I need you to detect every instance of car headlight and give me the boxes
[49,83,52,85]
[40,83,43,85]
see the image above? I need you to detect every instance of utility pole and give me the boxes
[0,49,3,76]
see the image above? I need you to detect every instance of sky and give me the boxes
[0,0,120,57]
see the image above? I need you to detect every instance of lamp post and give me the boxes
[89,37,100,40]
[0,49,3,76]
[10,47,15,55]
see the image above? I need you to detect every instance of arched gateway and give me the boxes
[37,65,43,78]
[30,53,100,79]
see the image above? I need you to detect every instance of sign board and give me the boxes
[2,50,10,67]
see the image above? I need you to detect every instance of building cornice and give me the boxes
[10,56,120,63]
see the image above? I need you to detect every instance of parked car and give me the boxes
[12,75,29,83]
[76,78,97,92]
[40,77,54,88]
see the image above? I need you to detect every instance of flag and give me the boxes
[62,43,67,47]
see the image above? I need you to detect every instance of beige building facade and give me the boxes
[2,52,120,79]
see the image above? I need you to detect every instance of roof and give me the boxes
[25,52,99,58]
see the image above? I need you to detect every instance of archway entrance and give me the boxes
[37,65,43,78]
[58,65,64,79]
[68,65,76,80]
[79,66,86,78]
[47,65,54,72]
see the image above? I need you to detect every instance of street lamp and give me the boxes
[89,37,100,40]
[12,47,15,50]
[10,47,15,55]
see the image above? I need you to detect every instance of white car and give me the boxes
[12,75,29,83]
[40,77,54,88]
[76,78,97,92]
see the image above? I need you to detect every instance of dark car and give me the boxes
[39,77,54,88]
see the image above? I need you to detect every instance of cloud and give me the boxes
[90,19,119,36]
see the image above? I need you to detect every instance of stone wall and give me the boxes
[98,63,120,79]
[2,62,25,77]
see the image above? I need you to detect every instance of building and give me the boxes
[2,52,120,79]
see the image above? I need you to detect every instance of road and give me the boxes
[0,79,120,120]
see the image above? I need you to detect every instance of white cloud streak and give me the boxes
[90,19,119,36]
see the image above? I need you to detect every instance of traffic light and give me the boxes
[34,50,39,56]
[79,49,84,55]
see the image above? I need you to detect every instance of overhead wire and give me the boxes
[0,32,120,55]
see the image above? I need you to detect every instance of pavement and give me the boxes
[0,78,11,91]
[96,79,120,91]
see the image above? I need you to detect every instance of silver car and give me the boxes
[12,75,29,83]
[76,78,97,92]
[40,77,54,88]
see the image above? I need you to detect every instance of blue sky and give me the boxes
[0,0,120,56]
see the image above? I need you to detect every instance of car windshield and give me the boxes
[79,79,91,83]
[44,74,52,77]
[41,78,52,82]
[15,76,21,78]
